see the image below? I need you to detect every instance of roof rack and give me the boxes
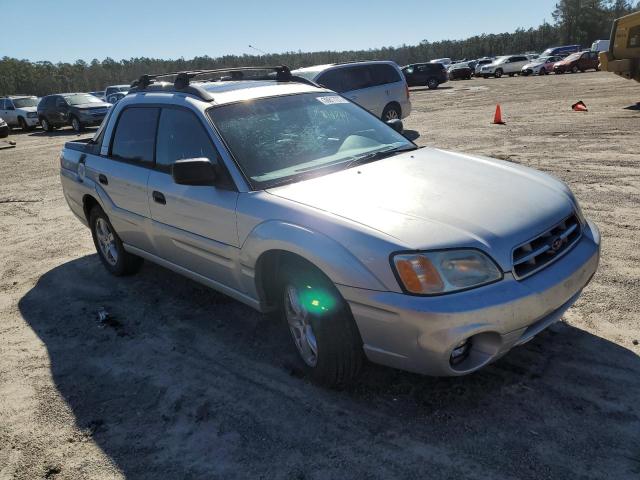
[129,65,318,101]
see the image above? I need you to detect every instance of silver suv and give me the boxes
[480,55,530,78]
[292,61,411,121]
[59,66,600,386]
[0,96,40,130]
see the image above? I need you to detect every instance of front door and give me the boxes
[147,106,240,289]
[1,99,18,126]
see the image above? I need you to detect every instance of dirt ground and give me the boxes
[0,72,639,480]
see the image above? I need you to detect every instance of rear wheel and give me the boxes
[426,77,439,89]
[40,117,53,132]
[89,206,143,276]
[280,260,363,386]
[381,103,401,121]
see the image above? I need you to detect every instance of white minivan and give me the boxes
[292,61,412,121]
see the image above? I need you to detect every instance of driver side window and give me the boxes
[155,108,220,171]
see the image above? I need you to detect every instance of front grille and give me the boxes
[512,214,581,279]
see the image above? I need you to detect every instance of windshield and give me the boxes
[564,53,580,61]
[495,56,509,64]
[64,94,103,105]
[209,92,415,189]
[13,97,39,108]
[541,48,555,56]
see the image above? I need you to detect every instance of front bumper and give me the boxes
[24,116,40,127]
[338,220,600,376]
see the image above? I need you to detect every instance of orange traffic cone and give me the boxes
[572,101,588,112]
[492,104,505,124]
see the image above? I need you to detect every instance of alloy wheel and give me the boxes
[284,284,318,367]
[95,218,118,266]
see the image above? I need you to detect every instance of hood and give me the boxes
[16,105,37,113]
[266,148,575,270]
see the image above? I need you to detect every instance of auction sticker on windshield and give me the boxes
[316,95,349,105]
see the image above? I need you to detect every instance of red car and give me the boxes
[554,51,600,73]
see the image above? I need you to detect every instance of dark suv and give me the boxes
[401,63,448,89]
[553,51,600,74]
[37,93,111,132]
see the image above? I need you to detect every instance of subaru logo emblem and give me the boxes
[549,236,564,254]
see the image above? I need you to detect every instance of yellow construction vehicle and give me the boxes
[599,10,640,82]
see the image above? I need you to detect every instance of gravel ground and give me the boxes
[0,72,639,480]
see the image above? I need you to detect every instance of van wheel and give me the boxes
[427,78,439,89]
[40,117,53,132]
[280,260,363,386]
[89,206,143,276]
[71,116,84,132]
[381,104,401,121]
[571,65,579,73]
[494,69,503,78]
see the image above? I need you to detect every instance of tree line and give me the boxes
[1,0,637,96]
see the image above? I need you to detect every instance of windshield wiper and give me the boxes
[344,145,416,169]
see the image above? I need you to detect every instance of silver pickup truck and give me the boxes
[59,67,600,386]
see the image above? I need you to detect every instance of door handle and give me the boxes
[98,174,108,185]
[152,191,166,205]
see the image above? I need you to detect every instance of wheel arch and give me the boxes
[382,101,402,119]
[82,193,101,223]
[241,221,387,309]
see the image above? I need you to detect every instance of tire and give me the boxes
[539,68,547,75]
[494,69,503,78]
[426,77,439,90]
[279,260,363,386]
[18,117,32,132]
[571,65,579,73]
[508,73,515,77]
[381,103,401,122]
[483,75,490,79]
[71,116,84,132]
[40,117,53,132]
[89,205,143,276]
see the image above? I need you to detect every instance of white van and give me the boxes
[292,61,412,121]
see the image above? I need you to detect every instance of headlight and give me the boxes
[27,112,38,118]
[391,249,502,295]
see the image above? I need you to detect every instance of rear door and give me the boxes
[147,106,240,288]
[89,106,159,252]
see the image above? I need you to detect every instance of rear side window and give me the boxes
[369,64,401,85]
[155,108,219,170]
[317,69,348,93]
[340,66,371,91]
[111,107,159,165]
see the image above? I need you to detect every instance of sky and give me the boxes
[4,0,559,63]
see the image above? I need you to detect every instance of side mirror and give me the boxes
[386,118,404,133]
[171,158,217,186]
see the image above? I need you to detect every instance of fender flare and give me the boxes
[239,220,387,295]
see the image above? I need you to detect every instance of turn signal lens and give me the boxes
[392,250,502,295]
[394,256,444,294]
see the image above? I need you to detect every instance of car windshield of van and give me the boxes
[210,92,416,189]
[13,97,39,108]
[541,48,555,56]
[64,94,103,105]
[564,53,580,61]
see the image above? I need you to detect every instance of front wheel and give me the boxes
[280,261,363,386]
[90,206,143,276]
[71,116,84,132]
[571,65,579,73]
[18,117,33,132]
[539,68,547,75]
[494,69,503,78]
